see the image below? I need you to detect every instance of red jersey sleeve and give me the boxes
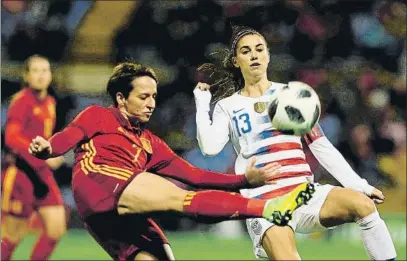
[5,94,48,170]
[303,123,325,145]
[7,93,29,124]
[146,134,249,190]
[49,105,105,156]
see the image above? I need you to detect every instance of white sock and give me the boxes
[357,211,397,260]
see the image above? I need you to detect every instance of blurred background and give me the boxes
[1,0,406,259]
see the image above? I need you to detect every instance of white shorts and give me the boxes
[246,184,337,259]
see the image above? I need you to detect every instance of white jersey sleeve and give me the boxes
[196,99,230,156]
[308,136,375,196]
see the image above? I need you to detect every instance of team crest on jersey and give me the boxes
[254,102,266,114]
[33,107,41,115]
[140,138,152,154]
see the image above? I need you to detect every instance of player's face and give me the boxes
[233,34,269,78]
[122,76,157,123]
[24,58,52,91]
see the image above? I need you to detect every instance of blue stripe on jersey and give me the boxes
[255,163,267,168]
[255,129,276,141]
[256,115,271,124]
[244,145,273,159]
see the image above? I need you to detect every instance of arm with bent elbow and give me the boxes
[29,106,104,159]
[194,87,230,156]
[6,122,48,170]
[148,136,279,190]
[307,134,375,196]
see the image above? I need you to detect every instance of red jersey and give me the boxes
[49,105,249,192]
[5,88,56,172]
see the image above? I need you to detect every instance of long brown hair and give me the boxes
[196,25,264,103]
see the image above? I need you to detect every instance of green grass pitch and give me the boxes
[11,228,406,260]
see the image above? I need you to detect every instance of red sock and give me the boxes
[183,190,266,220]
[30,233,58,260]
[1,238,18,261]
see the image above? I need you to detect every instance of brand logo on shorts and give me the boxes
[251,219,262,235]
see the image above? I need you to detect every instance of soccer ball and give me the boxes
[268,81,321,136]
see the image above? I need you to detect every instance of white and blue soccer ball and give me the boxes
[268,81,321,136]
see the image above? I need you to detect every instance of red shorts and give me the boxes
[1,165,63,218]
[85,212,170,260]
[72,168,170,260]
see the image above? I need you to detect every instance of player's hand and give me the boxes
[46,156,64,170]
[193,82,212,109]
[370,187,385,204]
[245,158,281,187]
[195,82,211,91]
[29,136,52,159]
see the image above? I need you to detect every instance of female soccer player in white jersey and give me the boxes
[194,25,396,260]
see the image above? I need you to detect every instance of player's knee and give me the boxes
[166,189,189,212]
[262,226,299,260]
[3,228,27,243]
[44,222,66,240]
[352,192,376,221]
[2,217,28,242]
[42,213,67,239]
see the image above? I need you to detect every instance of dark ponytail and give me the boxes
[196,25,262,103]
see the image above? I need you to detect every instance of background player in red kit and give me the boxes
[29,62,314,260]
[1,55,66,260]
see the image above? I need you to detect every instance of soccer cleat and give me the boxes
[262,182,315,226]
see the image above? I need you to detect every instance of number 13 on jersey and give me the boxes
[232,113,252,136]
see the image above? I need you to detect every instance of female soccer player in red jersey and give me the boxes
[2,55,66,260]
[29,62,314,260]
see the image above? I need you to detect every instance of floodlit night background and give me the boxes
[1,0,406,259]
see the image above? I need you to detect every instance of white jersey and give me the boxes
[214,82,313,198]
[195,81,375,199]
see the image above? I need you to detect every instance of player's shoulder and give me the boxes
[46,94,56,105]
[10,88,31,105]
[216,92,242,108]
[82,105,109,114]
[263,81,289,97]
[76,105,113,121]
[217,92,256,115]
[270,81,288,90]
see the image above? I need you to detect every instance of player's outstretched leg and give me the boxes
[118,173,314,225]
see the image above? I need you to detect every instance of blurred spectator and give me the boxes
[351,1,405,72]
[2,0,92,62]
[317,85,343,146]
[183,143,236,173]
[337,124,391,187]
[377,121,406,212]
